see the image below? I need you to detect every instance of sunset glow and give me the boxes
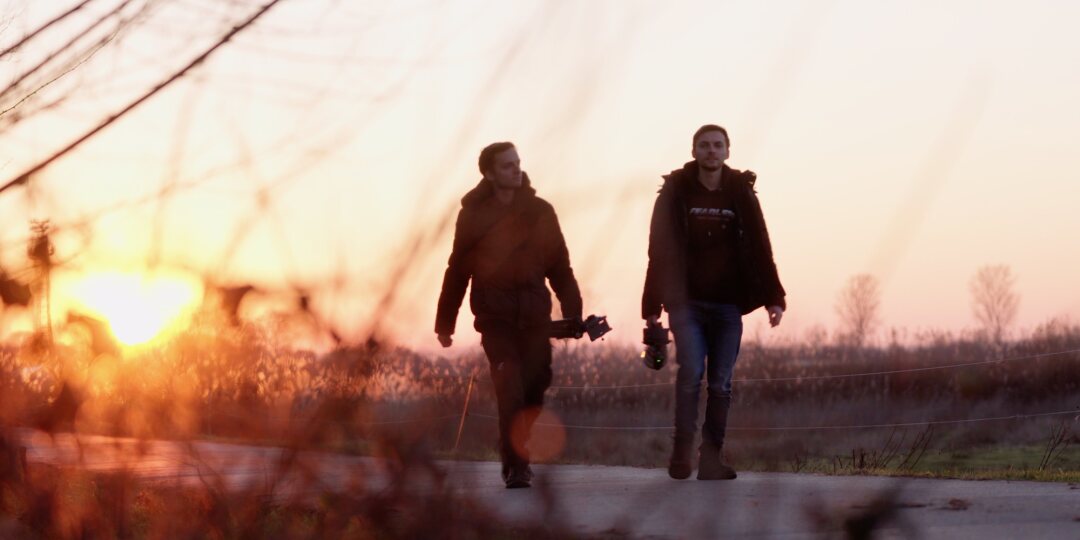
[1,1,1079,350]
[64,272,202,346]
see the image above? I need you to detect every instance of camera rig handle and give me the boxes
[549,314,612,341]
[641,321,671,370]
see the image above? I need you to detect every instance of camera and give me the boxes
[550,314,612,341]
[641,322,670,370]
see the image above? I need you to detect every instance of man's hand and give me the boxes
[645,315,661,328]
[766,306,784,328]
[437,333,453,348]
[572,316,584,339]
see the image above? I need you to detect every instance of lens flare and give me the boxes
[511,407,566,463]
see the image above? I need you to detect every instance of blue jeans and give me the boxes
[669,301,743,444]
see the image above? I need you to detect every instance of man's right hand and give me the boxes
[645,315,660,328]
[437,334,453,348]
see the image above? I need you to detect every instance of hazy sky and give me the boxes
[2,0,1079,350]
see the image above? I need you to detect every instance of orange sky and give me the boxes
[1,0,1079,350]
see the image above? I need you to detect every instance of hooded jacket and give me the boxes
[435,173,583,335]
[642,162,786,318]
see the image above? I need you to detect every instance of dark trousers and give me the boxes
[480,323,553,472]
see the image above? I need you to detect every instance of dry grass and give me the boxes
[0,311,1078,537]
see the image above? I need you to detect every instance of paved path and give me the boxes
[17,430,1080,539]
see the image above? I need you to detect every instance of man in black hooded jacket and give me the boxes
[643,124,786,481]
[436,141,583,489]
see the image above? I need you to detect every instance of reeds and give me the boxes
[0,314,1077,536]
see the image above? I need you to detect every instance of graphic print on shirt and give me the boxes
[685,183,741,303]
[689,207,735,223]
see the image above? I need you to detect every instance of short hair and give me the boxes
[692,124,730,148]
[478,142,516,174]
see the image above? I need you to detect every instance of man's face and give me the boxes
[692,131,729,172]
[484,147,523,189]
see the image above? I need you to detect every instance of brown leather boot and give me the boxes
[668,433,695,479]
[698,440,737,480]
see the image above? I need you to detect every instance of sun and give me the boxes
[63,271,203,346]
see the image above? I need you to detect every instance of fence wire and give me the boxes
[466,409,1079,432]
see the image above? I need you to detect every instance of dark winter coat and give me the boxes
[642,162,786,318]
[435,174,582,335]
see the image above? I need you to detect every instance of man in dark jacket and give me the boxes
[642,124,786,481]
[436,141,583,489]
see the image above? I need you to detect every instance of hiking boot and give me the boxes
[697,441,737,480]
[505,466,532,489]
[668,433,694,480]
[502,462,533,481]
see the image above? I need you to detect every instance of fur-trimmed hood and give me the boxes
[461,172,537,208]
[435,171,581,336]
[660,161,757,193]
[642,160,785,318]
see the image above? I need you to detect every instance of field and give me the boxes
[452,325,1080,481]
[0,312,1078,536]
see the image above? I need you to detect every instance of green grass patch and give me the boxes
[920,443,1078,471]
[756,443,1080,482]
[899,443,1080,482]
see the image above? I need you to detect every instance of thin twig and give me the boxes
[0,0,290,197]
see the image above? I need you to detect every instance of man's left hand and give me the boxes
[766,305,784,327]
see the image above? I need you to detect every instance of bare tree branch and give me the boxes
[0,0,98,60]
[0,1,149,129]
[0,0,135,103]
[0,0,290,197]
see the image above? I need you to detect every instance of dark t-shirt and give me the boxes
[685,177,741,303]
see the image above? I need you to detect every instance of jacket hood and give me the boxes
[661,161,756,191]
[461,172,537,208]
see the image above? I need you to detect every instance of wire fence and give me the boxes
[189,344,1080,434]
[224,405,1078,433]
[202,401,1079,433]
[533,347,1080,390]
[467,409,1080,432]
[413,345,1080,433]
